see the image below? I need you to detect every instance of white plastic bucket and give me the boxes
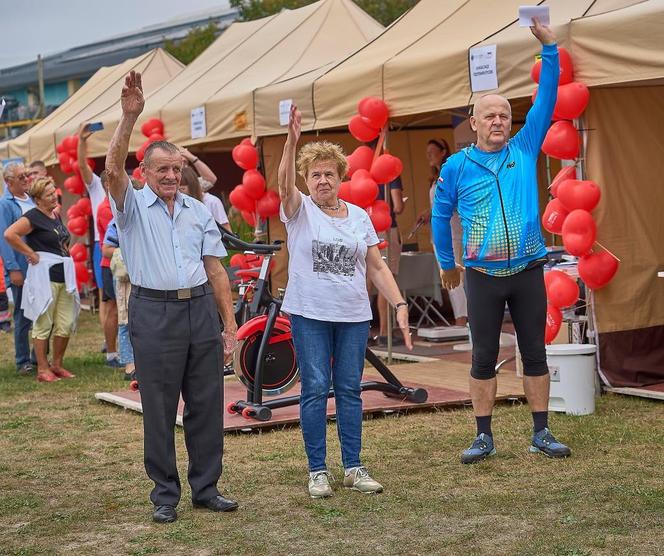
[546,343,597,415]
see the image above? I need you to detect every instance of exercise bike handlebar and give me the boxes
[220,228,282,255]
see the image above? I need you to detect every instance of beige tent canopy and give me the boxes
[126,0,382,149]
[0,49,183,165]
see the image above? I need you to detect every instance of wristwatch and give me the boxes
[395,302,408,310]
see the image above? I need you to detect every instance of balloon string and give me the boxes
[594,240,621,263]
[374,125,388,162]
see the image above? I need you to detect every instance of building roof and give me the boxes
[0,7,237,92]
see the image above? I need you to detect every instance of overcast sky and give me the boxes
[1,0,232,69]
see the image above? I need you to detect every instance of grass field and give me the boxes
[1,311,663,556]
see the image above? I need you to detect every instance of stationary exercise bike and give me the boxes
[219,230,428,422]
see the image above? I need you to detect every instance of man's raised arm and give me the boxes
[106,71,144,211]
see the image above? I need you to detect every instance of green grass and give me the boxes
[1,312,663,555]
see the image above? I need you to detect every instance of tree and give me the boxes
[164,23,220,65]
[229,0,418,27]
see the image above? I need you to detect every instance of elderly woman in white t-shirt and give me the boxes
[279,105,412,499]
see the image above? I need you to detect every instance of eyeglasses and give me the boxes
[9,173,29,181]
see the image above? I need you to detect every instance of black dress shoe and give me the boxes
[153,504,177,523]
[193,495,238,512]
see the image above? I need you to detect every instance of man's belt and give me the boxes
[132,282,211,300]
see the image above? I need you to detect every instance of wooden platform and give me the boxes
[96,359,525,432]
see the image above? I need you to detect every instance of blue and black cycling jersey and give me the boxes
[432,43,560,275]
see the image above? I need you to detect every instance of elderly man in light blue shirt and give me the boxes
[106,70,238,524]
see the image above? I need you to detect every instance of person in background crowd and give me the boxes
[178,166,204,202]
[106,71,238,523]
[78,123,109,352]
[370,174,404,346]
[0,257,11,332]
[178,146,232,232]
[278,104,412,499]
[96,172,121,368]
[27,160,48,183]
[433,18,571,464]
[4,177,78,382]
[423,138,468,327]
[0,163,36,375]
[102,219,135,381]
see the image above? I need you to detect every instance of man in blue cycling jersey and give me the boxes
[432,18,571,463]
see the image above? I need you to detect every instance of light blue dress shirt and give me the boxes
[109,183,226,290]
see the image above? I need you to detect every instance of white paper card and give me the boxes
[0,98,5,120]
[190,106,206,139]
[518,5,550,27]
[279,99,293,126]
[469,44,498,92]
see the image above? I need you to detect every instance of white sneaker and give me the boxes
[308,470,334,498]
[343,466,383,494]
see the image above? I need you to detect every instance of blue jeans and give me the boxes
[118,323,134,365]
[290,315,369,472]
[9,283,33,368]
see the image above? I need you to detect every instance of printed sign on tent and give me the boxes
[469,44,498,92]
[190,106,206,139]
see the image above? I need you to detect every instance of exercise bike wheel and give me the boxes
[233,322,299,397]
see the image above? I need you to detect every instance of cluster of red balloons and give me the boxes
[348,97,390,143]
[229,139,279,226]
[544,269,580,343]
[531,47,589,160]
[229,252,273,273]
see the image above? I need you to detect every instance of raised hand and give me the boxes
[287,104,301,144]
[530,16,556,45]
[121,70,145,117]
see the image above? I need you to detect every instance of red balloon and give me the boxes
[70,243,88,263]
[377,240,389,250]
[67,216,88,237]
[350,169,371,183]
[241,210,257,227]
[346,146,374,178]
[136,145,146,162]
[541,198,569,234]
[148,133,165,143]
[338,180,352,202]
[370,154,402,184]
[545,270,579,308]
[230,253,249,269]
[132,167,144,181]
[56,143,65,154]
[240,138,253,146]
[75,261,90,284]
[531,47,574,85]
[86,158,96,172]
[66,205,83,220]
[578,250,619,290]
[348,115,379,142]
[232,144,259,170]
[62,135,79,154]
[256,190,280,218]
[76,197,92,217]
[358,97,389,130]
[542,121,579,160]
[350,177,378,208]
[557,179,601,212]
[229,185,256,212]
[58,153,73,174]
[550,165,577,197]
[561,209,596,256]
[64,175,85,196]
[545,304,562,344]
[555,82,590,120]
[242,169,266,200]
[140,118,164,138]
[368,205,391,232]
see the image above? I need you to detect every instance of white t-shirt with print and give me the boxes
[280,192,379,322]
[85,173,106,241]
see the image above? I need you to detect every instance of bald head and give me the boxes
[470,94,512,152]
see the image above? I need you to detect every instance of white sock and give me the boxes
[345,466,361,476]
[106,352,118,361]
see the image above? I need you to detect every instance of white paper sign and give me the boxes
[0,98,5,120]
[190,106,206,139]
[279,99,293,126]
[469,44,498,93]
[518,5,550,27]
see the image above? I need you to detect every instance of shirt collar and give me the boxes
[143,184,190,208]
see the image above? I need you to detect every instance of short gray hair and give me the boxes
[3,162,24,179]
[143,141,180,167]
